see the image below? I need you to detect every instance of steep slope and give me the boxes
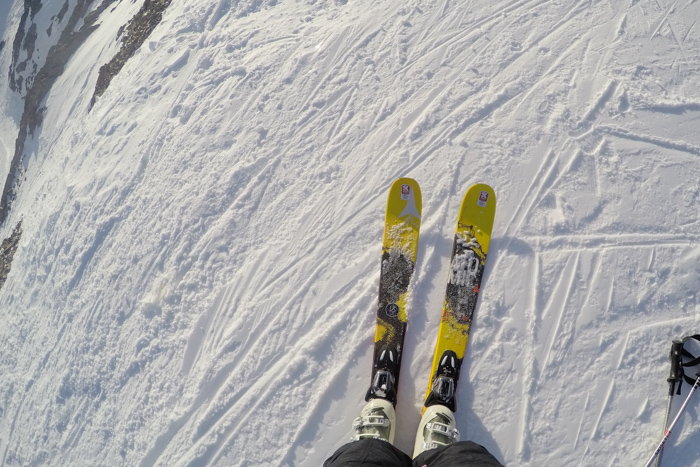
[0,0,699,466]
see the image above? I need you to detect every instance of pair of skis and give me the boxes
[365,178,496,415]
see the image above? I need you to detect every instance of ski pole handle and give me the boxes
[668,340,684,396]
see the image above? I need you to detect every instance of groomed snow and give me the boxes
[1,0,700,465]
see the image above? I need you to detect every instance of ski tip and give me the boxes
[389,178,422,220]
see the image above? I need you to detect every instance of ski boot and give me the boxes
[351,398,396,444]
[412,404,460,457]
[414,350,461,457]
[352,345,399,443]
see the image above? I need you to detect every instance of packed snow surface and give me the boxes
[1,0,700,465]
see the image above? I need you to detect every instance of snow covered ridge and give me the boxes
[0,0,700,466]
[1,0,173,230]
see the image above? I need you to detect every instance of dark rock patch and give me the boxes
[89,0,173,111]
[0,221,22,291]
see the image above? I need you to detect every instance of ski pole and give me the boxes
[652,340,685,467]
[644,372,700,467]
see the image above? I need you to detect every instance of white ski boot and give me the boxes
[412,404,460,457]
[351,398,396,444]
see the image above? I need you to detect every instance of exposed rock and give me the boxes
[0,221,22,291]
[89,0,173,110]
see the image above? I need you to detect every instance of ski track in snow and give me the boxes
[0,0,700,465]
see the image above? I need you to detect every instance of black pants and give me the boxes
[323,439,504,467]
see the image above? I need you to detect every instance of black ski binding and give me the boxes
[424,350,461,412]
[365,345,398,405]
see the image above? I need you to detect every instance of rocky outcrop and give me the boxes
[0,221,22,291]
[89,0,173,110]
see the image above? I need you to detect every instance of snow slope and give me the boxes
[1,0,700,465]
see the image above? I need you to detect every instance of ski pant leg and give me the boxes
[412,441,504,467]
[323,439,413,467]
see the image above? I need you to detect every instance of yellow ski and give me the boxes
[365,178,422,404]
[422,184,496,412]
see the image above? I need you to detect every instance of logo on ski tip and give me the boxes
[401,184,411,200]
[477,191,489,207]
[385,303,400,317]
